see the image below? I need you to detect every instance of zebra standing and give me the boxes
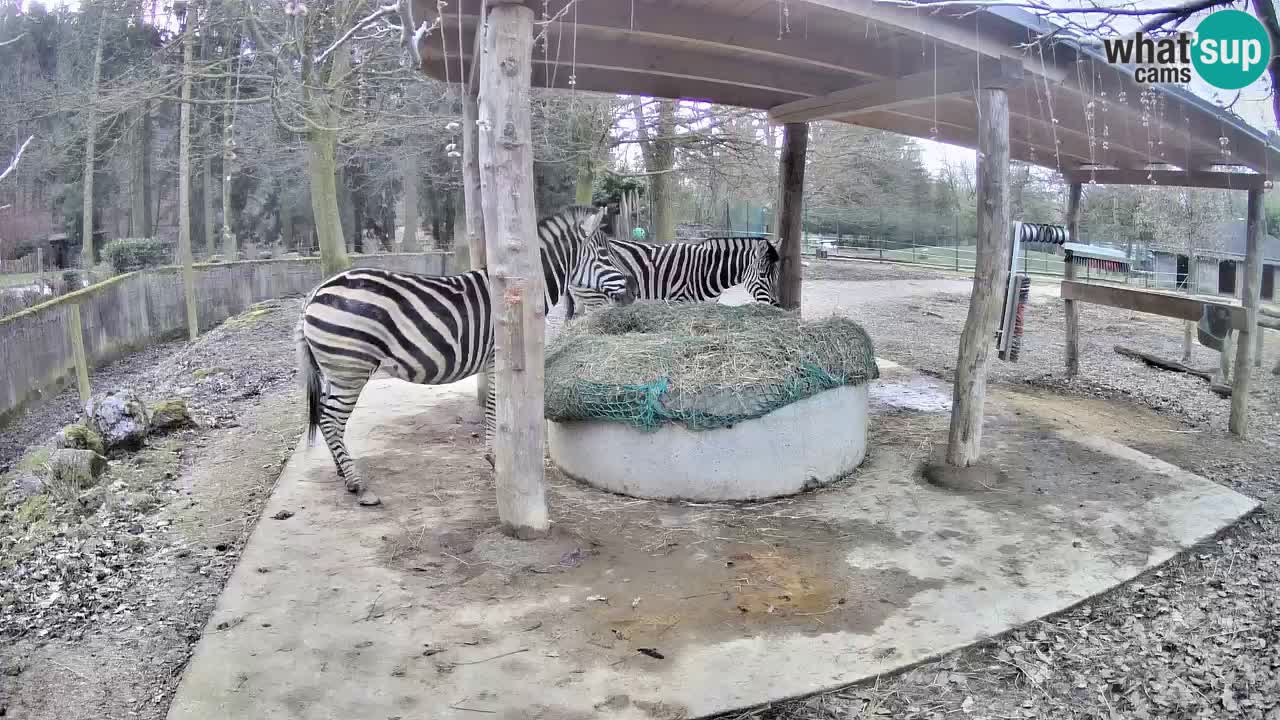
[565,235,782,319]
[297,205,636,507]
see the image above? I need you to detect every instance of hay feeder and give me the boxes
[544,303,879,502]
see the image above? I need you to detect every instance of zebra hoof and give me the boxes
[357,490,382,507]
[345,477,361,494]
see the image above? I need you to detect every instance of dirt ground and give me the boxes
[2,258,1278,720]
[1,299,306,720]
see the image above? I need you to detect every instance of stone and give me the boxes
[150,398,194,433]
[86,391,151,452]
[56,423,106,456]
[77,485,107,513]
[46,449,109,495]
[9,472,43,500]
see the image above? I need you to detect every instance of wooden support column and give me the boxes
[1063,182,1082,377]
[946,69,1016,467]
[463,13,489,408]
[1229,188,1265,436]
[776,122,808,311]
[477,1,548,538]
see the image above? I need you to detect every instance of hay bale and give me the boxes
[545,303,878,431]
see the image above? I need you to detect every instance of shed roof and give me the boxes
[415,0,1280,184]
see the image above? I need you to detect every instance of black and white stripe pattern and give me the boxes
[565,235,781,319]
[296,205,635,506]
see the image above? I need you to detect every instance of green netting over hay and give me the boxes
[545,302,879,432]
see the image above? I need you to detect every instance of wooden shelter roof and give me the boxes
[415,0,1280,187]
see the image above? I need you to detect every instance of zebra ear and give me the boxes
[580,206,606,237]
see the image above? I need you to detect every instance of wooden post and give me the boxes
[463,14,488,408]
[1229,188,1264,436]
[478,2,548,538]
[67,304,91,406]
[776,122,808,311]
[1063,182,1082,377]
[1254,326,1263,368]
[945,75,1014,467]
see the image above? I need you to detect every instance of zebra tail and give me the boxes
[296,315,322,447]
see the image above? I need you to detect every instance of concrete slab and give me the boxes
[168,372,1258,720]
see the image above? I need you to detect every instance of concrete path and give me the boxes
[168,364,1258,719]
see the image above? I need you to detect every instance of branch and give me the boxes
[1254,0,1280,128]
[0,135,34,183]
[0,32,26,49]
[314,2,400,66]
[1138,0,1236,32]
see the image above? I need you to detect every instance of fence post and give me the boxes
[67,304,92,407]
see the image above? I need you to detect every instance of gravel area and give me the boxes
[723,263,1280,720]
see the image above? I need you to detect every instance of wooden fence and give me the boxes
[0,252,451,425]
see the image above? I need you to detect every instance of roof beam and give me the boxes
[804,0,1067,84]
[768,58,1021,124]
[1061,168,1270,190]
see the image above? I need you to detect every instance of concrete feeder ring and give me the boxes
[548,383,869,502]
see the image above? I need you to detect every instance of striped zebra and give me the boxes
[564,235,781,319]
[296,205,636,507]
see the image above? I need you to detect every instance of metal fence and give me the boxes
[799,233,1194,288]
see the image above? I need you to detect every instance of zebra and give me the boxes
[564,235,782,319]
[296,205,637,507]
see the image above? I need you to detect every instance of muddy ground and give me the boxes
[2,258,1277,720]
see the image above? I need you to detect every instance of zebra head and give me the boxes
[565,206,637,307]
[746,238,783,306]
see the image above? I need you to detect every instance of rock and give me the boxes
[56,423,106,456]
[77,485,107,513]
[149,398,194,433]
[125,492,158,513]
[86,391,151,452]
[10,472,44,500]
[45,449,109,496]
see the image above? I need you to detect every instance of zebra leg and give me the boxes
[316,379,381,506]
[482,354,496,470]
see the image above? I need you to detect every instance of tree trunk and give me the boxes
[81,18,106,268]
[308,129,350,276]
[400,156,418,251]
[130,102,153,238]
[221,48,237,257]
[478,2,548,539]
[178,22,199,341]
[349,161,366,254]
[633,98,678,242]
[775,122,807,311]
[199,24,215,257]
[946,85,1011,467]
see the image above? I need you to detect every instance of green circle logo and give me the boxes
[1192,10,1271,90]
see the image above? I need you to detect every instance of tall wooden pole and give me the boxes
[946,76,1014,467]
[464,11,488,408]
[1229,188,1264,436]
[776,122,808,311]
[478,2,548,538]
[1063,182,1082,377]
